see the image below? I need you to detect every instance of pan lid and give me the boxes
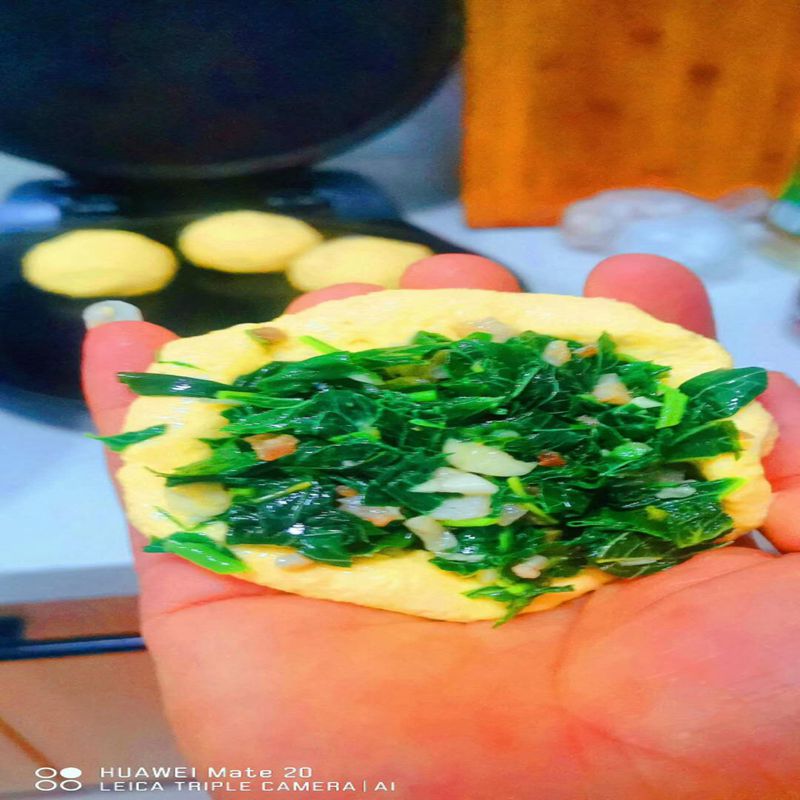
[0,1,461,181]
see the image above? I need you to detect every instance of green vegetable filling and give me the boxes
[91,424,168,452]
[120,329,766,623]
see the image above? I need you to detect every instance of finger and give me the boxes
[757,371,800,551]
[399,254,522,291]
[82,320,178,436]
[81,320,177,497]
[81,320,269,619]
[285,283,384,314]
[759,372,800,488]
[584,254,716,338]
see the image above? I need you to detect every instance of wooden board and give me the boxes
[0,651,185,792]
[462,0,800,227]
[0,717,45,795]
[0,597,181,794]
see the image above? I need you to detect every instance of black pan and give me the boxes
[0,2,461,180]
[0,215,472,399]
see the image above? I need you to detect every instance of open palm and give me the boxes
[83,256,800,800]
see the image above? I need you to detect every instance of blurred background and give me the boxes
[1,1,799,796]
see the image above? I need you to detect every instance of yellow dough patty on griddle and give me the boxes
[178,210,322,273]
[23,229,178,298]
[286,235,433,291]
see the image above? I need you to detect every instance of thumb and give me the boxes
[758,371,800,552]
[81,319,269,621]
[584,254,716,338]
[82,320,178,436]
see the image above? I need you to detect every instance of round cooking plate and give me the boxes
[0,216,472,399]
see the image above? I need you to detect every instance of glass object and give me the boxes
[759,163,800,270]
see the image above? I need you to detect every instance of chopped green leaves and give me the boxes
[144,532,246,573]
[91,424,167,452]
[665,420,742,461]
[120,328,762,622]
[440,516,502,527]
[365,454,448,513]
[118,373,233,398]
[679,367,767,422]
[608,441,652,461]
[298,335,341,354]
[215,391,305,408]
[575,494,734,548]
[577,531,713,578]
[165,439,258,485]
[468,582,574,626]
[156,360,200,369]
[506,476,558,523]
[225,478,404,566]
[223,391,378,437]
[655,385,688,429]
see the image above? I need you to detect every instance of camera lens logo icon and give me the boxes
[35,767,83,792]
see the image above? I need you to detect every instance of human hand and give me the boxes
[82,254,800,800]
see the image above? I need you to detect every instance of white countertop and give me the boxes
[2,198,799,605]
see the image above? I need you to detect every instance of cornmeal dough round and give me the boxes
[286,235,433,291]
[23,230,178,298]
[117,290,776,622]
[178,211,322,273]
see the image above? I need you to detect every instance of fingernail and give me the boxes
[83,300,144,330]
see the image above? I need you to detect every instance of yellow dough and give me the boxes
[118,290,776,622]
[23,230,178,298]
[178,210,322,273]
[287,235,433,291]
